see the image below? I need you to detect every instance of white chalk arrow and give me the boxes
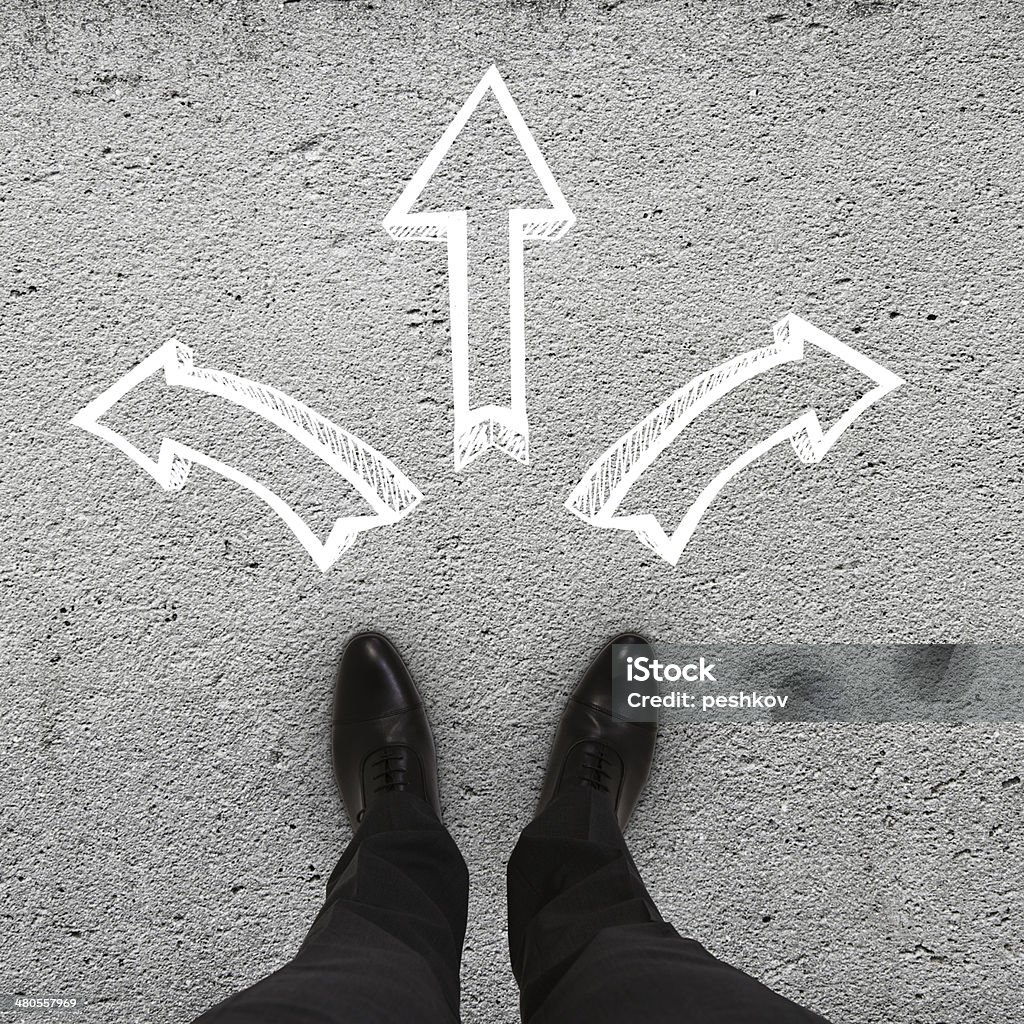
[566,313,905,565]
[384,64,575,470]
[71,342,422,572]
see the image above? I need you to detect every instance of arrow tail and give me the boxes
[456,406,529,468]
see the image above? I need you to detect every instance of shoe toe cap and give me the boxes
[335,632,422,723]
[571,632,653,716]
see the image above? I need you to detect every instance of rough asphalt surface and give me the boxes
[2,2,1022,1022]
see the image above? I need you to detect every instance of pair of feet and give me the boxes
[332,633,657,830]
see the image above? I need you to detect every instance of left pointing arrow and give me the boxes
[71,341,422,571]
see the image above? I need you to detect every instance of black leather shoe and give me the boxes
[331,632,441,827]
[537,633,657,830]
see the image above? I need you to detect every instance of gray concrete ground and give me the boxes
[2,2,1023,1022]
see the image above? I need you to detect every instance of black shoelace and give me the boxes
[579,743,612,793]
[371,749,411,794]
[356,749,413,824]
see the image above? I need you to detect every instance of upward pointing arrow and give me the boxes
[384,65,575,470]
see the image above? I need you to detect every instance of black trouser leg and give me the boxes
[194,792,468,1024]
[507,787,832,1024]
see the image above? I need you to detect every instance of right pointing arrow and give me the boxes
[566,313,905,565]
[71,341,422,572]
[384,65,574,470]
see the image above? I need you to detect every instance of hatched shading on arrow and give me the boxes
[566,313,905,565]
[71,341,422,572]
[384,64,575,470]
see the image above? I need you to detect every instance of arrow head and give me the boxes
[777,313,905,464]
[384,65,574,241]
[71,341,195,490]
